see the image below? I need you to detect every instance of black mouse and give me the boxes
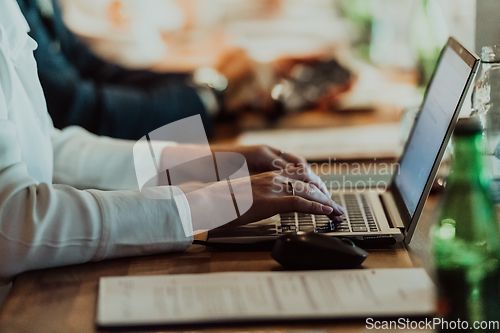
[271,232,368,270]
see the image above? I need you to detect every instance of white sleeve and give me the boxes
[51,126,177,190]
[0,102,192,284]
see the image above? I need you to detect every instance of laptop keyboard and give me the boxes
[278,193,379,234]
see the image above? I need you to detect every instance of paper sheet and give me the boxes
[97,268,435,327]
[237,123,402,161]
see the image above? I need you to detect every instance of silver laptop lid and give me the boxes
[389,37,479,243]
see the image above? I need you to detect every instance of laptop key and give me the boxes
[352,227,368,232]
[299,225,315,232]
[298,222,314,226]
[281,225,298,230]
[333,222,348,226]
[281,221,296,226]
[316,222,332,226]
[316,225,332,231]
[334,228,351,232]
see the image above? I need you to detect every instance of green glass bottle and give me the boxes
[432,117,500,331]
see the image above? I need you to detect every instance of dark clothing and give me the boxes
[17,0,210,140]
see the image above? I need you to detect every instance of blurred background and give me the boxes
[35,0,484,145]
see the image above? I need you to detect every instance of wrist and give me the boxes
[183,183,238,232]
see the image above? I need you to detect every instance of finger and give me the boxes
[274,173,326,202]
[266,147,299,163]
[283,165,327,191]
[276,196,334,215]
[249,146,289,172]
[274,171,344,215]
[329,214,343,223]
[266,148,294,171]
[302,166,330,197]
[281,152,307,167]
[282,166,332,201]
[289,180,344,216]
[270,156,290,170]
[288,179,331,205]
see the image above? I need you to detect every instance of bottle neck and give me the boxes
[450,134,487,185]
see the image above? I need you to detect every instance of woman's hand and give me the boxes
[229,166,345,226]
[212,144,306,173]
[178,166,345,233]
[211,144,329,196]
[161,144,313,182]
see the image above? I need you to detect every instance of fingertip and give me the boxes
[330,215,343,223]
[321,205,334,214]
[321,184,330,196]
[330,201,346,215]
[311,181,329,197]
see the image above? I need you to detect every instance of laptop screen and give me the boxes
[394,40,477,218]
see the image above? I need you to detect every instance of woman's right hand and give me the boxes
[180,166,345,233]
[230,166,344,226]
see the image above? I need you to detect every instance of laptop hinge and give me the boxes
[380,192,405,230]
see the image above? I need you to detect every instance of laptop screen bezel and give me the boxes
[389,37,479,244]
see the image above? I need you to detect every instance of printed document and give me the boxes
[97,268,435,327]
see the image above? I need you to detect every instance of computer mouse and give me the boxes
[271,232,368,270]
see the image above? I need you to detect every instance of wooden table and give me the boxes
[0,194,438,333]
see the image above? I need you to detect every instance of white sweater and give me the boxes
[0,0,192,284]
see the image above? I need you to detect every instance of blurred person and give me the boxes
[0,0,345,285]
[57,0,354,118]
[17,0,213,140]
[54,0,281,116]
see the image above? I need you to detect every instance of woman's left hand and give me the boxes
[212,145,303,171]
[211,145,329,196]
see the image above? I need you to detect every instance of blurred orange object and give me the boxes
[215,48,255,89]
[107,1,131,29]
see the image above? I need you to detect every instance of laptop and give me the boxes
[207,37,479,246]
